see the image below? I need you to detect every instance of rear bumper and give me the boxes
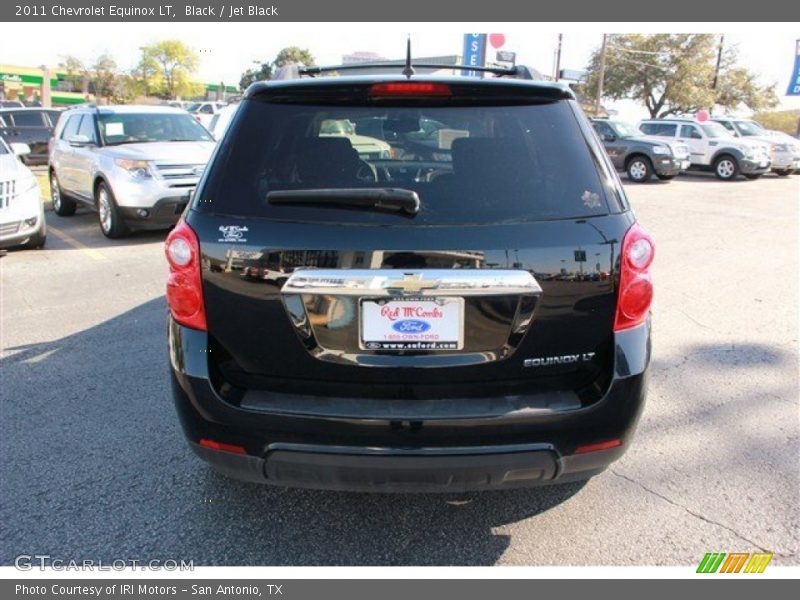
[169,318,650,492]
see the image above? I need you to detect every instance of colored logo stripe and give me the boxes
[697,553,726,573]
[697,552,773,573]
[744,553,773,573]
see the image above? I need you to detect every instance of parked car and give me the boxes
[0,138,46,249]
[591,118,690,182]
[49,105,215,238]
[208,103,239,140]
[639,118,770,181]
[0,107,62,165]
[166,72,654,492]
[712,118,800,177]
[186,101,227,129]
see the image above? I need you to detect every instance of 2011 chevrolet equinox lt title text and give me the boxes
[166,68,654,492]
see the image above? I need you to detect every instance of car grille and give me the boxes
[152,163,205,187]
[0,179,17,210]
[0,221,20,236]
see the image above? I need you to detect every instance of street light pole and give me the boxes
[596,33,607,116]
[554,34,563,80]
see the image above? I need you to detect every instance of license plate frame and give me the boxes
[359,296,465,351]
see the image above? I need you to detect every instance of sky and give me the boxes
[2,23,798,121]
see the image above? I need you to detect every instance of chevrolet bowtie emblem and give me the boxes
[384,273,440,293]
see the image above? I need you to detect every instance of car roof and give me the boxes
[0,106,57,112]
[245,74,574,101]
[67,104,187,115]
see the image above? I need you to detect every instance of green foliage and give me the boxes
[238,47,315,91]
[753,109,800,135]
[138,40,200,99]
[581,34,779,118]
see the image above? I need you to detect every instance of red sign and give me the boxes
[489,33,506,49]
[696,109,710,122]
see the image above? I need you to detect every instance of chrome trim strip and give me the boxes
[281,268,542,297]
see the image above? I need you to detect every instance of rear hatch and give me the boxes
[188,78,631,402]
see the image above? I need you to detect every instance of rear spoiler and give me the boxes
[273,63,543,81]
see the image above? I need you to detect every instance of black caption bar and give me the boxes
[2,0,798,21]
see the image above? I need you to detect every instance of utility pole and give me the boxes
[554,34,563,80]
[710,35,725,115]
[595,34,607,116]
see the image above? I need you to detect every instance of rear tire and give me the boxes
[713,155,739,180]
[773,169,792,177]
[95,181,129,239]
[50,171,76,216]
[626,156,653,182]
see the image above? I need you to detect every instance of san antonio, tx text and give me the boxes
[16,584,281,596]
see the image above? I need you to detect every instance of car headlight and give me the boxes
[115,159,152,179]
[652,145,671,155]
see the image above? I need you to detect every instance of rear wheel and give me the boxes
[626,156,653,182]
[713,155,739,181]
[773,169,793,177]
[95,181,129,239]
[50,171,76,216]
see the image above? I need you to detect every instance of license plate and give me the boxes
[360,297,464,351]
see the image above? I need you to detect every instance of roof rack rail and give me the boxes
[296,62,532,79]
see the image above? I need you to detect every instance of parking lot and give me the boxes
[0,171,797,566]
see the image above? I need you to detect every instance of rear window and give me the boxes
[10,111,45,127]
[196,96,614,225]
[640,122,677,137]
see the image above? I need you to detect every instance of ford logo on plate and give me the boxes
[392,319,431,333]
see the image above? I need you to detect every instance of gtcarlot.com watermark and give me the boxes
[15,554,194,571]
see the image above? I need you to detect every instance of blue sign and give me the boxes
[462,33,487,77]
[787,40,800,96]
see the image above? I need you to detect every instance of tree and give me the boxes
[60,53,123,104]
[139,40,200,99]
[239,62,272,92]
[238,47,315,92]
[273,47,315,69]
[581,34,778,118]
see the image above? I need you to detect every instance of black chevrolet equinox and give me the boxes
[166,69,654,492]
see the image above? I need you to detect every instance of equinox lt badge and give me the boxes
[524,353,595,367]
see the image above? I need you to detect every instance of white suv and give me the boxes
[0,139,46,249]
[49,105,215,238]
[639,118,771,181]
[713,118,800,177]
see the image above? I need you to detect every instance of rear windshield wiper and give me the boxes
[267,188,420,215]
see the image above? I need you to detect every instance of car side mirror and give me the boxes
[601,133,617,143]
[9,142,31,157]
[67,134,92,147]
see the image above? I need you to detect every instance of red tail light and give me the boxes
[614,222,654,332]
[369,82,452,97]
[575,439,622,454]
[165,221,207,331]
[199,438,247,455]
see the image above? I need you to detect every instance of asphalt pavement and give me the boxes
[0,171,797,566]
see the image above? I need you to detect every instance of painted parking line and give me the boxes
[47,225,108,262]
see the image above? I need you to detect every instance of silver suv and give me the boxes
[48,105,215,238]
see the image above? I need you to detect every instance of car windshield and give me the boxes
[611,121,642,138]
[185,103,202,113]
[97,113,212,145]
[197,97,614,225]
[701,123,733,139]
[735,120,766,136]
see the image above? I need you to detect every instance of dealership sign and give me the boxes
[462,34,487,77]
[787,39,800,96]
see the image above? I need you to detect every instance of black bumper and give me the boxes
[119,196,188,230]
[739,159,771,175]
[169,319,650,492]
[652,156,684,176]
